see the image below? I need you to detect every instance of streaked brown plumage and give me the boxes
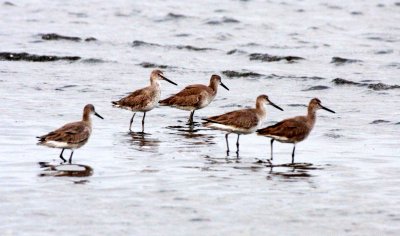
[112,69,177,132]
[159,74,229,124]
[203,95,283,155]
[114,86,159,111]
[257,98,335,163]
[37,104,104,164]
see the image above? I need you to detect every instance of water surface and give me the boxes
[1,0,399,235]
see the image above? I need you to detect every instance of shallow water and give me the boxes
[1,0,400,235]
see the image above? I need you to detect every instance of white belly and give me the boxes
[43,141,84,149]
[141,90,161,112]
[266,135,292,143]
[206,123,257,135]
[198,94,215,109]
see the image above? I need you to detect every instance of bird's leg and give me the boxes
[291,144,296,164]
[129,113,136,132]
[225,133,230,155]
[188,110,195,125]
[68,150,74,164]
[141,112,146,133]
[236,134,240,156]
[270,139,274,161]
[59,148,66,163]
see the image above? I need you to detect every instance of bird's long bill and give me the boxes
[160,75,177,86]
[95,112,104,119]
[220,82,229,91]
[321,105,335,113]
[270,101,284,111]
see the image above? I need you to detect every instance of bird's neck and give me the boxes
[150,78,161,88]
[82,113,92,124]
[255,100,266,119]
[209,80,218,94]
[307,106,317,127]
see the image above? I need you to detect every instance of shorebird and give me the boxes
[112,69,177,132]
[37,104,103,164]
[203,95,283,155]
[159,74,229,124]
[256,98,335,163]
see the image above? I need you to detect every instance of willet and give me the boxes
[203,95,283,155]
[256,98,335,163]
[37,104,103,164]
[159,74,229,124]
[112,69,177,132]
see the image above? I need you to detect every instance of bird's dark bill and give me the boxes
[95,112,104,119]
[321,105,335,113]
[220,82,229,91]
[160,75,177,85]
[270,102,284,111]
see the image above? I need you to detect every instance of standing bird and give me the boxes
[112,69,177,132]
[202,95,283,155]
[159,74,229,124]
[256,98,335,164]
[37,104,104,164]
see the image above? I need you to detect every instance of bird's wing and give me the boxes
[113,87,154,109]
[38,122,90,144]
[257,117,307,140]
[160,85,208,107]
[205,109,258,129]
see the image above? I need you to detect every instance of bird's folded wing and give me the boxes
[39,122,90,144]
[257,119,304,139]
[160,86,205,106]
[116,88,153,109]
[206,109,258,129]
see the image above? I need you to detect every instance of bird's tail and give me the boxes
[201,118,218,124]
[201,118,223,127]
[256,127,272,135]
[36,136,46,145]
[111,101,121,107]
[158,97,171,106]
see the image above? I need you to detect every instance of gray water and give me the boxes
[1,0,400,235]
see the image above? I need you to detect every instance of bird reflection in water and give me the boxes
[203,155,242,165]
[38,162,93,178]
[258,161,321,179]
[128,131,160,152]
[200,155,319,178]
[165,121,216,146]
